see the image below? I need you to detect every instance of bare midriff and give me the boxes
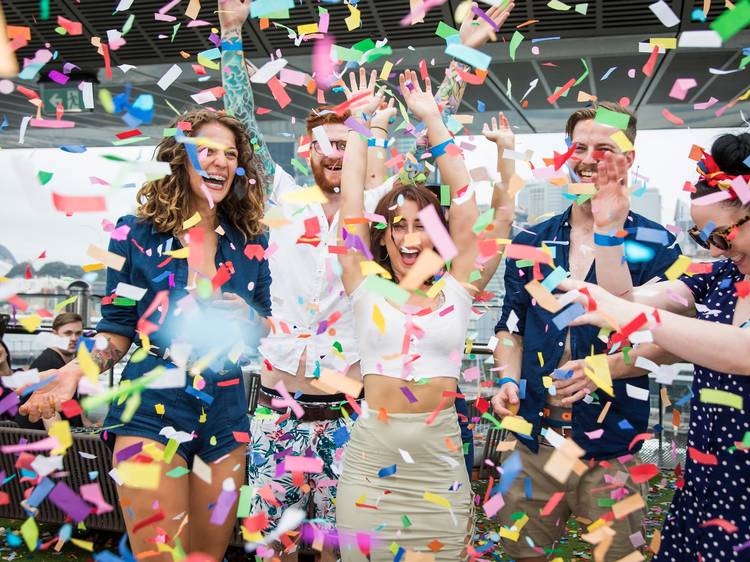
[363,374,457,413]
[260,349,362,395]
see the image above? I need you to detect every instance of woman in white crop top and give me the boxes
[334,70,491,561]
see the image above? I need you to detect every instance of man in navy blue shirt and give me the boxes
[491,102,681,561]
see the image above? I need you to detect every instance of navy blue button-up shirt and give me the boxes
[96,214,272,385]
[494,206,681,459]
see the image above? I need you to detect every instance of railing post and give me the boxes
[66,281,91,327]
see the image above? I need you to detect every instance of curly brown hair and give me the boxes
[136,109,264,240]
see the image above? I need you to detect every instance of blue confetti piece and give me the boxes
[393,547,406,562]
[699,220,716,241]
[20,375,56,397]
[618,418,634,430]
[6,532,22,547]
[88,470,99,480]
[691,8,707,22]
[552,302,586,331]
[635,227,669,245]
[60,145,87,153]
[531,36,561,43]
[152,270,171,283]
[519,378,527,399]
[58,524,73,543]
[498,451,522,493]
[719,277,732,289]
[624,240,656,263]
[477,100,486,112]
[524,476,532,499]
[675,389,693,407]
[332,425,350,447]
[744,154,750,168]
[0,115,7,131]
[653,423,663,433]
[95,551,125,562]
[26,477,55,508]
[236,167,245,176]
[601,66,617,81]
[378,464,397,478]
[552,368,573,380]
[541,265,570,292]
[184,385,214,405]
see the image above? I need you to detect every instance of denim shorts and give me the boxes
[104,367,250,466]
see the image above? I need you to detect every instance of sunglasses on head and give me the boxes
[688,215,750,250]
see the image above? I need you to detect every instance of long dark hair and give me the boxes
[370,182,448,283]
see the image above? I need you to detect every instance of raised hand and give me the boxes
[591,151,631,230]
[482,111,515,151]
[218,0,250,32]
[370,97,397,131]
[399,70,440,123]
[341,68,384,118]
[557,278,649,331]
[460,1,515,49]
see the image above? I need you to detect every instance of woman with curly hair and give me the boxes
[19,108,270,560]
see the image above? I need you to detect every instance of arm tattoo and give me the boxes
[415,61,469,158]
[221,29,276,192]
[88,336,126,373]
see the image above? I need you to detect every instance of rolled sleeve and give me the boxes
[495,253,529,335]
[95,216,138,340]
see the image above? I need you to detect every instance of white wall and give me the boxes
[0,127,742,265]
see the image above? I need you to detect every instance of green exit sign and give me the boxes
[42,87,85,114]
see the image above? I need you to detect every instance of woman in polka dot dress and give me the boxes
[558,133,750,562]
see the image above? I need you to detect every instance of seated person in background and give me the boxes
[16,312,85,429]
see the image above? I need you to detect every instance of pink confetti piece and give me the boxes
[694,97,719,110]
[483,493,505,517]
[273,380,305,419]
[284,456,324,473]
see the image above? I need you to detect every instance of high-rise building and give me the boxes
[630,187,662,223]
[517,181,570,225]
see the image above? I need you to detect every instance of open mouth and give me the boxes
[324,162,342,172]
[203,174,227,191]
[400,246,421,266]
[578,169,595,182]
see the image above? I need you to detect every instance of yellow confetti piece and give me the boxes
[380,60,393,81]
[70,539,94,551]
[500,415,533,436]
[665,255,692,280]
[345,3,361,30]
[542,376,553,388]
[77,344,100,382]
[649,37,677,49]
[164,247,190,259]
[610,130,634,152]
[82,263,105,272]
[117,461,161,490]
[20,518,38,551]
[360,260,392,279]
[53,296,77,313]
[280,185,328,204]
[514,514,529,531]
[425,277,445,299]
[423,491,451,509]
[372,304,385,334]
[182,211,201,230]
[19,314,42,333]
[584,354,614,397]
[700,388,744,409]
[499,526,519,541]
[297,22,318,35]
[537,351,545,368]
[49,420,72,455]
[155,403,165,415]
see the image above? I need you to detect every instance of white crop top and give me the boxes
[351,274,473,380]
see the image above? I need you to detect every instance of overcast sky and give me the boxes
[0,127,740,266]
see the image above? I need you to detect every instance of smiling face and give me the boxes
[570,119,635,183]
[382,199,435,281]
[691,202,750,274]
[186,121,239,208]
[310,123,349,193]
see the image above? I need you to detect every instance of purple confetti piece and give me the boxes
[115,441,143,463]
[471,4,500,31]
[399,386,418,403]
[0,392,19,416]
[48,481,92,523]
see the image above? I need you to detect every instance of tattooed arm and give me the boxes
[219,0,276,191]
[18,332,131,422]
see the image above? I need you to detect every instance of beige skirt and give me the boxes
[336,407,473,561]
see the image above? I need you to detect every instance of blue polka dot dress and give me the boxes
[654,259,750,562]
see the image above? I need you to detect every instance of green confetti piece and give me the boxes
[164,439,178,463]
[516,259,535,268]
[81,367,167,411]
[54,26,67,35]
[469,270,481,283]
[20,517,38,551]
[333,341,343,352]
[291,158,309,175]
[742,431,750,446]
[509,31,524,61]
[37,170,53,185]
[163,127,178,137]
[710,0,750,41]
[113,136,151,146]
[597,498,615,507]
[622,346,633,365]
[40,0,50,20]
[120,391,141,423]
[196,277,213,299]
[472,207,495,234]
[435,21,459,39]
[594,106,631,129]
[166,466,190,478]
[700,388,744,409]
[237,485,253,518]
[440,184,450,206]
[481,411,503,429]
[113,297,137,306]
[363,275,410,305]
[353,38,375,52]
[171,23,181,42]
[365,45,393,63]
[401,515,412,528]
[122,14,135,35]
[332,45,361,62]
[574,57,589,86]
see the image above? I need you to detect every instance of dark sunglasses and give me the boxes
[688,215,750,250]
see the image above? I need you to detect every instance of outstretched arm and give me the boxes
[475,111,516,293]
[219,0,276,189]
